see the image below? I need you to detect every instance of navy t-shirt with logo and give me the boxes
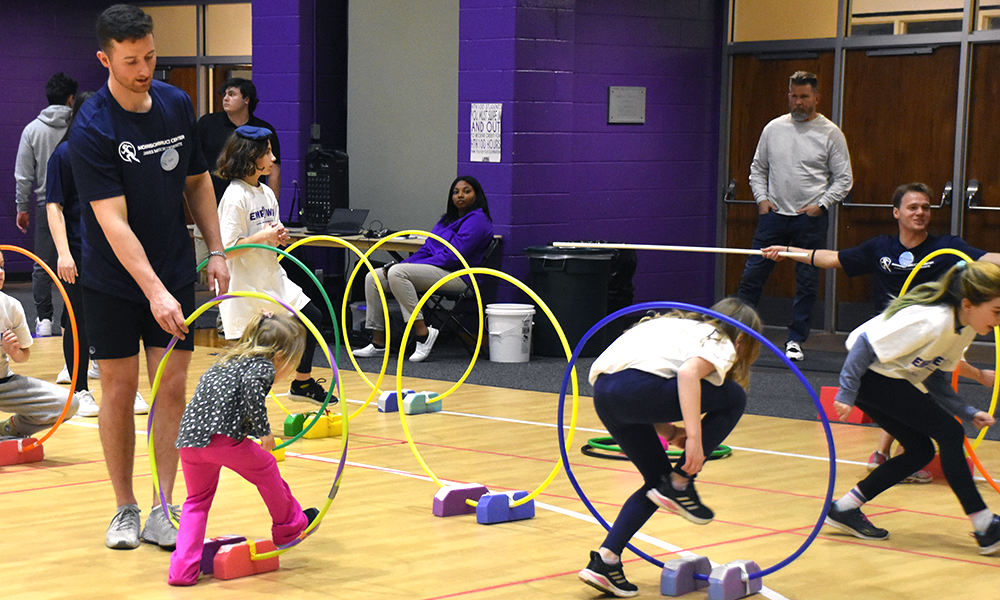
[838,234,986,312]
[69,80,207,302]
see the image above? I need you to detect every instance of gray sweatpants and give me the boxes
[363,263,467,331]
[0,374,78,436]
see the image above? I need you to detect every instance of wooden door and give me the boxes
[724,53,835,324]
[963,43,1000,251]
[837,45,960,329]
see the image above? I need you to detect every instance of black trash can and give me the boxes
[524,245,614,357]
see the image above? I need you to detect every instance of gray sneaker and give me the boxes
[141,503,180,549]
[106,504,141,550]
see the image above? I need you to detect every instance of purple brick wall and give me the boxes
[1,1,107,274]
[458,0,723,307]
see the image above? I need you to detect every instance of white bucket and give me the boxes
[485,303,535,363]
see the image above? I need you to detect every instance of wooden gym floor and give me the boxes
[4,334,1000,600]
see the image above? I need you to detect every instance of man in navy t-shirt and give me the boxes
[763,181,1000,482]
[68,4,230,551]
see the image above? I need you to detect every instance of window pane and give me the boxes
[976,4,1000,30]
[732,0,839,41]
[206,3,252,56]
[850,0,965,36]
[144,5,198,57]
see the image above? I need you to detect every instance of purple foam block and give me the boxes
[661,555,711,596]
[708,560,761,600]
[476,490,534,524]
[200,535,246,575]
[432,483,489,517]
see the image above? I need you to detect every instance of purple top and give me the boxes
[405,208,494,271]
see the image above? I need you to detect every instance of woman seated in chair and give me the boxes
[353,175,494,362]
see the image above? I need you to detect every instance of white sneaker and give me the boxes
[785,341,804,362]
[75,389,99,418]
[133,392,149,415]
[56,364,71,384]
[35,317,53,337]
[352,343,385,358]
[409,327,439,363]
[88,361,100,380]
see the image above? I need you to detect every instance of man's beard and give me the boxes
[790,108,811,122]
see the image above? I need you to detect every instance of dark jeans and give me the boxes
[593,368,746,555]
[59,251,90,392]
[737,209,828,343]
[855,370,986,515]
[32,202,57,321]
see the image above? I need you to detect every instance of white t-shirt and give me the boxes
[218,179,310,340]
[0,292,33,379]
[589,318,736,386]
[845,303,976,393]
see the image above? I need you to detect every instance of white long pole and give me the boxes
[552,241,809,258]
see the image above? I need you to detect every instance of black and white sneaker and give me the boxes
[646,477,714,525]
[289,378,337,407]
[975,515,1000,555]
[824,503,889,540]
[785,341,804,362]
[578,551,638,598]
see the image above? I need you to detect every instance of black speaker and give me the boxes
[304,148,349,232]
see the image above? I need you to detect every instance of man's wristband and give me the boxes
[208,250,227,260]
[811,249,817,267]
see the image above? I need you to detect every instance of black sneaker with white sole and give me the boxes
[824,503,889,540]
[646,477,714,524]
[578,551,638,598]
[289,378,337,407]
[975,515,1000,555]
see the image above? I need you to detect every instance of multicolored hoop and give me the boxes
[557,301,836,580]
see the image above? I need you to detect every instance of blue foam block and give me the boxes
[378,389,413,413]
[661,555,711,596]
[708,560,761,600]
[476,490,534,524]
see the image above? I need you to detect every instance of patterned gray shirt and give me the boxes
[176,355,274,449]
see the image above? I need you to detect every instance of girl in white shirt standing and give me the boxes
[825,260,1000,554]
[215,126,330,406]
[578,297,762,598]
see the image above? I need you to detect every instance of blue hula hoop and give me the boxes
[557,301,836,580]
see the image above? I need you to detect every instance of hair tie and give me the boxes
[956,260,967,270]
[261,310,274,319]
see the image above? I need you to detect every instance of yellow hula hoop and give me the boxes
[395,267,580,508]
[898,248,1000,450]
[0,245,78,452]
[148,290,346,530]
[347,230,485,404]
[281,235,393,419]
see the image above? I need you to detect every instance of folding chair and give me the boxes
[423,237,501,355]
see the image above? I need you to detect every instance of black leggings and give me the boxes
[854,370,986,515]
[296,301,323,374]
[593,368,746,555]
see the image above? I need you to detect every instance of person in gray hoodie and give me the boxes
[14,72,78,337]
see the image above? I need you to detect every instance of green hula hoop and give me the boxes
[585,436,732,459]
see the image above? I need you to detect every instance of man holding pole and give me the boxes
[736,70,853,362]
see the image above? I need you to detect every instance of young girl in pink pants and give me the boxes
[168,312,318,586]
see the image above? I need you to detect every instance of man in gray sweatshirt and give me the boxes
[14,72,78,337]
[736,70,853,362]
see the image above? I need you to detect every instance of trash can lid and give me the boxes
[523,245,614,260]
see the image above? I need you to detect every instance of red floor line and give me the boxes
[1,470,152,495]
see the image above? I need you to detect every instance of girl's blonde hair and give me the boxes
[635,297,762,390]
[218,311,305,376]
[885,261,1000,319]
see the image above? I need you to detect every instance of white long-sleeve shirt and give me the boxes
[749,113,853,214]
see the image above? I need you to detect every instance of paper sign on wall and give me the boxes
[471,103,501,162]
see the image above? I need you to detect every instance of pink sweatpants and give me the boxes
[168,435,307,586]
